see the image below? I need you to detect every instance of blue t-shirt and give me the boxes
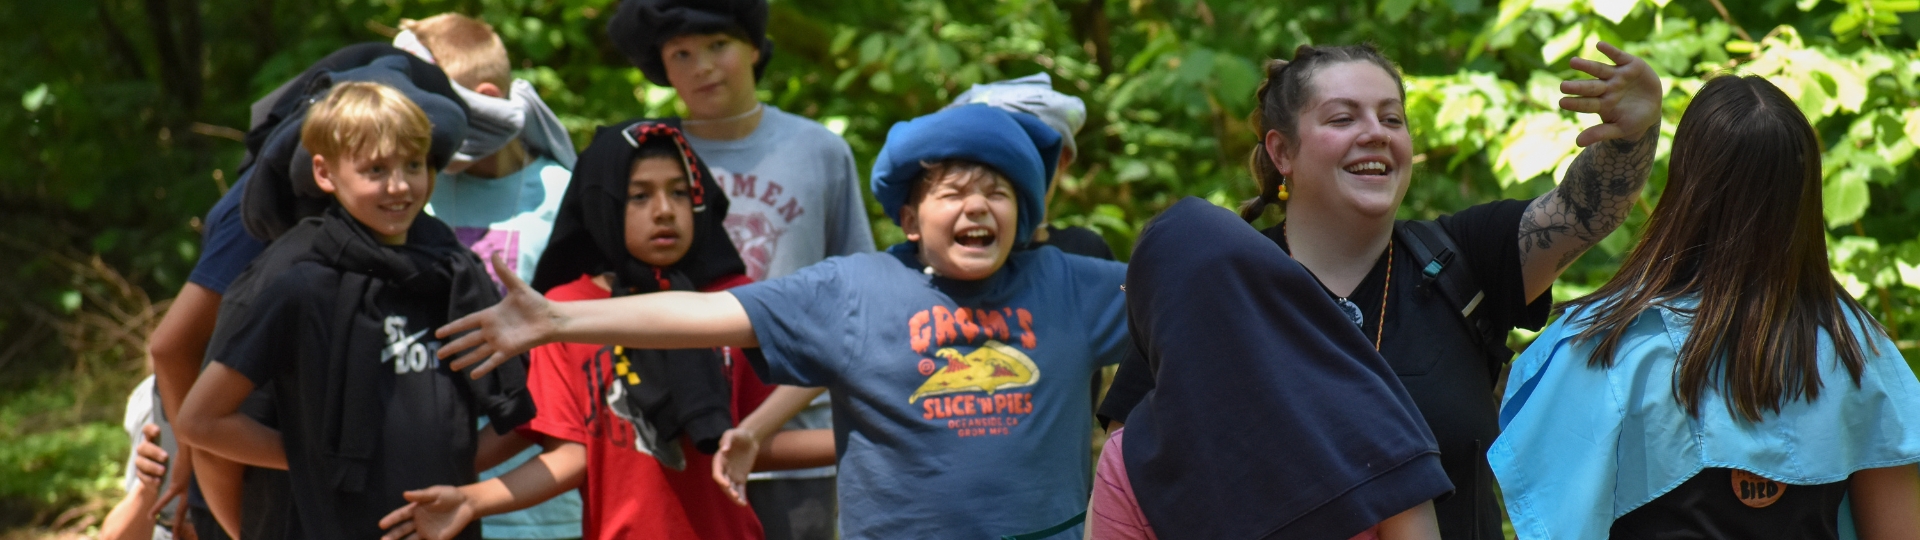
[730,248,1129,540]
[425,156,571,287]
[187,170,268,294]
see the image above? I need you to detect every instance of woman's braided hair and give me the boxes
[1239,44,1407,222]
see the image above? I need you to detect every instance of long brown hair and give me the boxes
[1562,75,1882,422]
[1238,44,1404,222]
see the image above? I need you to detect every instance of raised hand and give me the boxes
[1560,41,1663,147]
[438,252,557,379]
[711,428,760,506]
[379,486,476,540]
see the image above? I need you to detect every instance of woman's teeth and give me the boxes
[1345,162,1389,174]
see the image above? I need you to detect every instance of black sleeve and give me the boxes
[207,265,327,386]
[471,353,537,434]
[1434,198,1551,332]
[1097,346,1154,427]
[1045,226,1116,261]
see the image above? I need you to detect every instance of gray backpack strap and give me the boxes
[1395,220,1511,375]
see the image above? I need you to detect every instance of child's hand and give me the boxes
[379,486,475,540]
[1560,42,1662,147]
[711,428,760,506]
[440,252,556,379]
[131,424,170,491]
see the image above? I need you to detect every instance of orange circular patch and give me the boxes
[1730,470,1785,508]
[917,358,937,376]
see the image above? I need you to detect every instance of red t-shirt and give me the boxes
[524,274,773,540]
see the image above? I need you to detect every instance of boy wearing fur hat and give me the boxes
[177,77,536,540]
[392,13,584,540]
[607,2,873,536]
[435,104,1129,540]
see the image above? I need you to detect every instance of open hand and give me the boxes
[711,428,760,506]
[379,486,475,540]
[1560,41,1663,146]
[438,252,556,379]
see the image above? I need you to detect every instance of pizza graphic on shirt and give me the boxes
[724,211,783,281]
[908,340,1041,403]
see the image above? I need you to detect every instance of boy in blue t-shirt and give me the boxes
[435,104,1129,539]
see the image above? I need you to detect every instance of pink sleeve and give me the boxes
[1087,428,1158,540]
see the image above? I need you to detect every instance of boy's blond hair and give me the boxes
[402,14,511,91]
[301,81,433,162]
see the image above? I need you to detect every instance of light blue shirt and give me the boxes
[427,157,581,539]
[1490,296,1920,539]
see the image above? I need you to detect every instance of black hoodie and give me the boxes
[1121,197,1452,539]
[530,119,745,462]
[209,207,534,540]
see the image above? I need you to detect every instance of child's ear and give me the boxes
[312,154,339,194]
[473,82,503,99]
[1264,130,1294,178]
[900,206,921,243]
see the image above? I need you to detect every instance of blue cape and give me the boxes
[870,104,1061,245]
[1491,297,1920,539]
[1122,197,1452,539]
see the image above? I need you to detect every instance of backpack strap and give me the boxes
[1394,220,1512,377]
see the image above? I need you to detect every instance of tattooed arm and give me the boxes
[1517,42,1664,301]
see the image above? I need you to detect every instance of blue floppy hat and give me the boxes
[870,104,1062,245]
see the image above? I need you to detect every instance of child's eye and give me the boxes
[673,187,691,199]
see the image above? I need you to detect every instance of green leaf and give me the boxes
[1822,165,1871,227]
[1382,0,1418,22]
[21,83,50,112]
[1541,21,1588,65]
[869,71,895,93]
[58,290,80,313]
[1591,0,1639,24]
[1832,11,1862,37]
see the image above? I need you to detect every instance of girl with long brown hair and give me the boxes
[1101,42,1666,539]
[1490,74,1920,539]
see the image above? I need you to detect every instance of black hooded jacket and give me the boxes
[1120,197,1452,539]
[530,119,746,457]
[209,206,533,540]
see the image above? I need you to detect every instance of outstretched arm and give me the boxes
[439,253,758,378]
[1517,41,1663,301]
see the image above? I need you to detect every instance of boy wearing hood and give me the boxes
[177,77,536,540]
[606,2,873,536]
[374,120,767,540]
[433,104,1131,539]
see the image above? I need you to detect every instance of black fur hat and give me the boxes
[606,0,774,87]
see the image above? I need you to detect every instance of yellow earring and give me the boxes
[1276,180,1290,201]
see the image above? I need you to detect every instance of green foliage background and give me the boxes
[5,0,1920,531]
